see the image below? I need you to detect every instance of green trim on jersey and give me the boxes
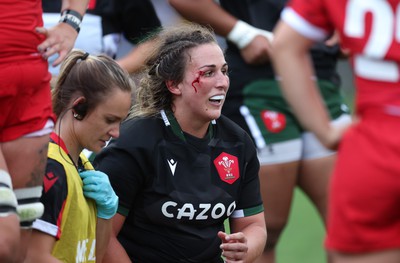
[163,110,215,142]
[244,204,264,216]
[163,110,186,141]
[118,206,130,217]
[232,204,264,218]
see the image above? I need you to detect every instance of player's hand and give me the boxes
[36,22,79,66]
[323,122,352,150]
[325,31,350,58]
[227,20,273,65]
[218,231,248,263]
[79,170,118,219]
[240,35,272,65]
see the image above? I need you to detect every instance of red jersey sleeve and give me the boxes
[281,0,334,41]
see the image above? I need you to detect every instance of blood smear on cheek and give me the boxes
[191,71,204,93]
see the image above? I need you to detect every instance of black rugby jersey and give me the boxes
[95,110,263,263]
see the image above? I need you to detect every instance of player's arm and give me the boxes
[37,0,89,66]
[25,160,67,263]
[60,0,88,15]
[219,212,266,262]
[168,0,272,65]
[168,0,236,36]
[24,231,61,263]
[117,38,157,74]
[96,218,112,262]
[101,213,131,263]
[271,20,344,149]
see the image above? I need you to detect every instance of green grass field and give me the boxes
[276,188,326,263]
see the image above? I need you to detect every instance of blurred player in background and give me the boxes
[0,0,88,261]
[272,0,400,262]
[168,1,351,262]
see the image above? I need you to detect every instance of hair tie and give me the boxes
[81,52,89,60]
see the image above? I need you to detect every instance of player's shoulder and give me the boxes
[115,116,164,146]
[120,116,158,132]
[216,115,249,137]
[122,115,161,130]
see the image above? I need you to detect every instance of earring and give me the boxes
[73,113,80,119]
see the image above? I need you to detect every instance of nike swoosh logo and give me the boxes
[167,159,177,176]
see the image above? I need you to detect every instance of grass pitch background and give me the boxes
[276,188,326,263]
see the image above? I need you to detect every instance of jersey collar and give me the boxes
[50,132,69,154]
[50,132,84,171]
[160,109,215,142]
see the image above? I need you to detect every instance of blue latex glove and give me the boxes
[79,170,118,219]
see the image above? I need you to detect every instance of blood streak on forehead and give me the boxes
[191,71,204,93]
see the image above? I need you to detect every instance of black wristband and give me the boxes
[59,9,82,33]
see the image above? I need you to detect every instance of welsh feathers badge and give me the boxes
[214,152,239,184]
[261,110,286,133]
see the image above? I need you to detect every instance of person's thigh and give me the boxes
[0,154,20,262]
[2,135,49,261]
[297,155,335,223]
[259,160,299,226]
[298,114,352,222]
[2,135,49,189]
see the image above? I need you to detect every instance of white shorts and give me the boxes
[257,114,352,165]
